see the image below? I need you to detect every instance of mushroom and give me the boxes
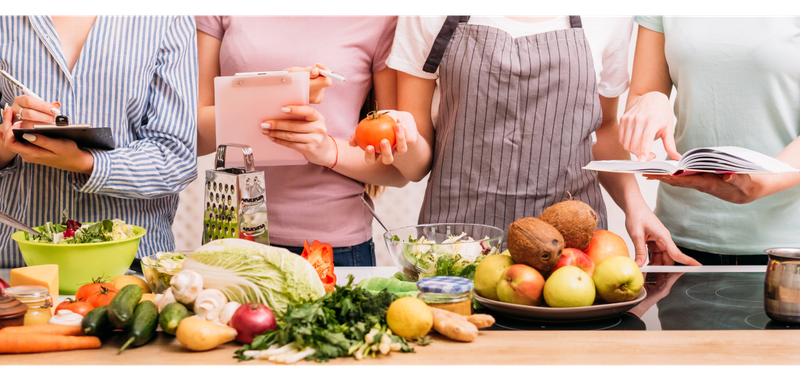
[194,289,228,322]
[218,301,241,326]
[170,270,203,305]
[154,288,177,313]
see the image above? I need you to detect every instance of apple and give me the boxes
[474,254,515,300]
[547,248,595,278]
[543,266,596,308]
[496,264,545,306]
[584,230,629,266]
[593,256,644,303]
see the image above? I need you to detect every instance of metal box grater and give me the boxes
[202,144,270,245]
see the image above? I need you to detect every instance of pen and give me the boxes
[0,70,61,115]
[319,70,347,83]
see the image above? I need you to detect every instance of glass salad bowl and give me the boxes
[383,223,504,282]
[141,251,190,294]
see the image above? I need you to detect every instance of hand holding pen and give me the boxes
[0,70,62,125]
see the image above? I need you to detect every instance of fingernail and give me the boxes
[281,107,291,113]
[51,107,61,115]
[269,137,275,142]
[261,123,271,129]
[22,133,36,142]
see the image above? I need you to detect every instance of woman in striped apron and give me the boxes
[382,16,698,266]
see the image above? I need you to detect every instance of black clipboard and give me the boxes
[13,126,115,150]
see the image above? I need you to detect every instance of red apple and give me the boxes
[548,248,595,278]
[584,230,630,266]
[496,264,546,306]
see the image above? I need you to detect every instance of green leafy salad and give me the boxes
[27,216,134,244]
[391,232,496,280]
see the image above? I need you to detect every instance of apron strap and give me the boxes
[423,16,470,73]
[569,15,582,28]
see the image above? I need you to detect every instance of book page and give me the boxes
[582,160,680,175]
[680,146,799,174]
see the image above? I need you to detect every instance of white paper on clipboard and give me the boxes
[214,71,310,167]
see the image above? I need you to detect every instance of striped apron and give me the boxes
[418,16,607,236]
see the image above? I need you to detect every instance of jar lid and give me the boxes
[417,276,474,294]
[4,285,50,300]
[0,294,28,318]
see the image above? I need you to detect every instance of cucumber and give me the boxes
[118,300,159,354]
[108,284,144,329]
[158,302,191,335]
[82,305,113,337]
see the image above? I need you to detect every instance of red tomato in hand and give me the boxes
[354,112,396,153]
[55,298,95,316]
[75,277,116,302]
[85,286,118,308]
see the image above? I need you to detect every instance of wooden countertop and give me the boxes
[4,329,800,365]
[2,266,784,365]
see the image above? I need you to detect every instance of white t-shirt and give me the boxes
[388,16,634,98]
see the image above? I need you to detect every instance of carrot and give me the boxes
[0,334,101,354]
[0,324,83,336]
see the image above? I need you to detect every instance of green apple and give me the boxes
[592,256,644,303]
[543,266,595,308]
[474,254,515,300]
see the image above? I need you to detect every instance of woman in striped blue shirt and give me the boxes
[0,16,198,268]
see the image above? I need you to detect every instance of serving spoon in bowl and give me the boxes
[0,211,41,237]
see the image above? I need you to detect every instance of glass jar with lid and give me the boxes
[4,285,53,325]
[0,294,28,328]
[416,276,474,316]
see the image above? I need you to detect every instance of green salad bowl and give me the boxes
[12,225,146,295]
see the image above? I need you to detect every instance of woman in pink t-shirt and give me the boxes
[195,16,407,266]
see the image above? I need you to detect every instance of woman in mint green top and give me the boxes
[619,16,800,265]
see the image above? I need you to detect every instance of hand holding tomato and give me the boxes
[349,110,419,165]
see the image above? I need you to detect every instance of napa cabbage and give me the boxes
[181,238,326,317]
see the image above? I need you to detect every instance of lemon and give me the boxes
[386,297,433,339]
[111,274,152,293]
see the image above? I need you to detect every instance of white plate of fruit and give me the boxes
[473,199,647,322]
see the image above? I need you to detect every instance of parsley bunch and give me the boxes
[234,275,414,362]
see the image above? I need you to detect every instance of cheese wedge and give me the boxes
[10,264,59,312]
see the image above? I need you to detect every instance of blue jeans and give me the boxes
[274,239,376,267]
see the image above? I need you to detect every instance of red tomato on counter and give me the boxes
[354,112,396,153]
[75,277,116,302]
[86,287,118,308]
[55,298,95,316]
[302,240,336,293]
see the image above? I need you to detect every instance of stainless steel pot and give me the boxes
[764,247,800,324]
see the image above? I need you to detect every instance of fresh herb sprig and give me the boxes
[234,274,414,362]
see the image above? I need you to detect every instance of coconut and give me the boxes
[539,199,598,251]
[506,217,565,274]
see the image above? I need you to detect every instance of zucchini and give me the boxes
[118,300,159,354]
[82,305,113,337]
[108,284,144,329]
[159,302,191,335]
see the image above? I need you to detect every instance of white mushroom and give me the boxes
[218,301,241,326]
[154,288,178,313]
[170,270,204,305]
[194,289,228,322]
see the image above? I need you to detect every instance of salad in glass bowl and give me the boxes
[384,223,504,281]
[141,252,189,293]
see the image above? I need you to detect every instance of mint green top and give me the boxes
[635,16,800,255]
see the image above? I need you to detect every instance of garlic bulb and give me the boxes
[48,310,83,326]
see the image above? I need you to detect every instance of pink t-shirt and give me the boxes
[196,16,398,247]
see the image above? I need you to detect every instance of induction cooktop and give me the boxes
[482,270,800,331]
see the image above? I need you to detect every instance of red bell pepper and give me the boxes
[302,240,336,292]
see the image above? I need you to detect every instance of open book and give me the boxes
[583,146,799,176]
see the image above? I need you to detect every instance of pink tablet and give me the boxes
[214,71,310,167]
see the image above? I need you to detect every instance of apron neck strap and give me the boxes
[569,15,582,28]
[423,15,470,73]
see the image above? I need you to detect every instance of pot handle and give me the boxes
[215,144,256,172]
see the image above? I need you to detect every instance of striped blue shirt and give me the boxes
[0,16,198,268]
